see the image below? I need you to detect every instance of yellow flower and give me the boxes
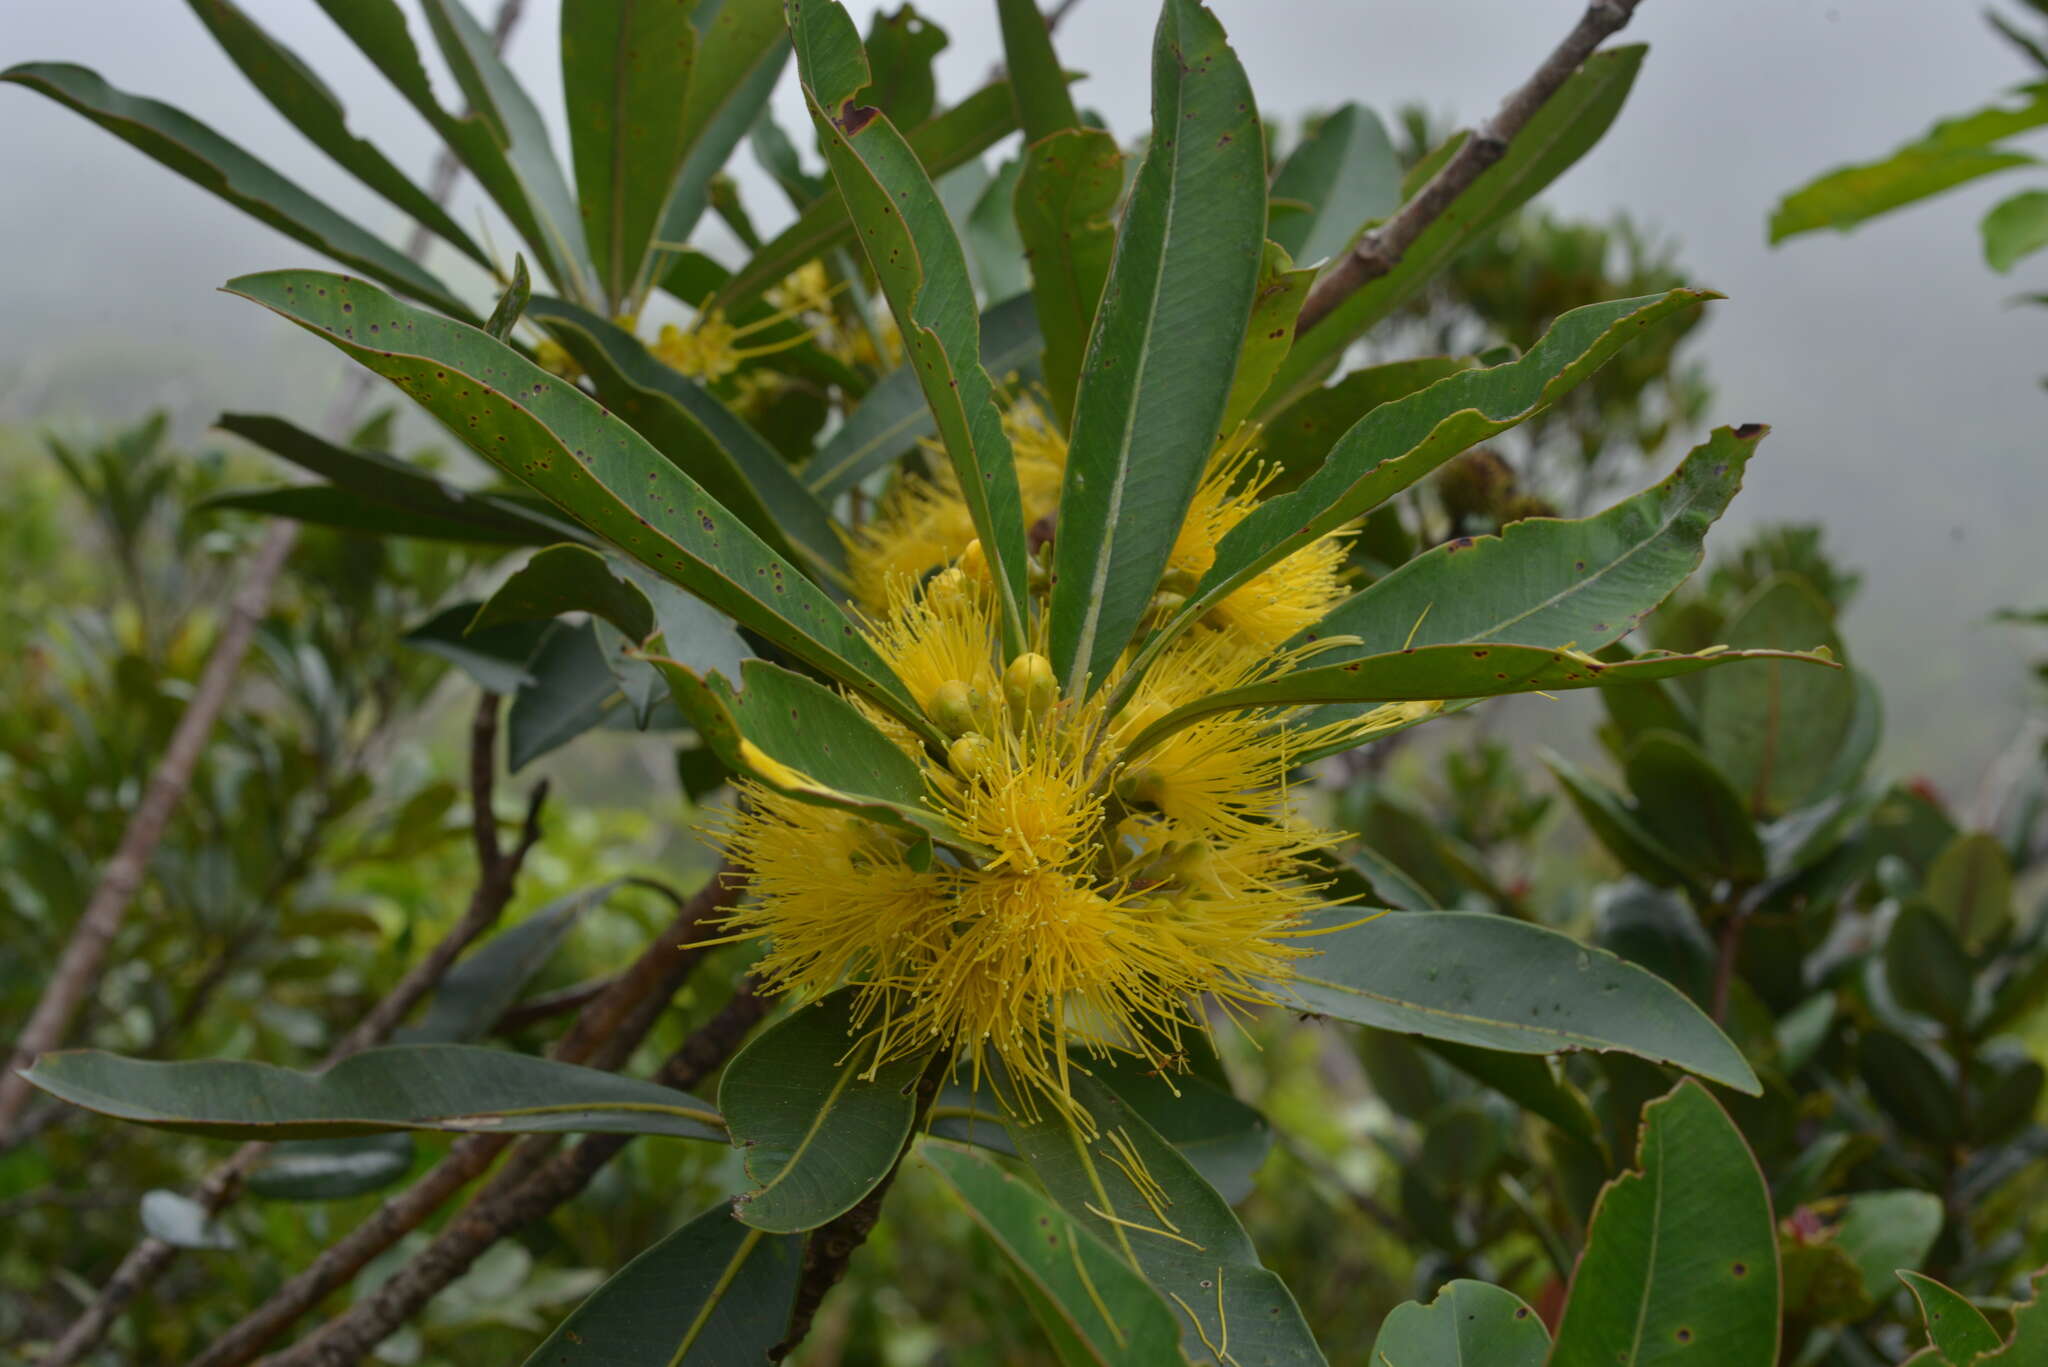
[768,260,835,318]
[716,575,1344,1122]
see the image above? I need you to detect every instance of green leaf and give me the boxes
[1884,903,1976,1028]
[1983,189,2048,271]
[472,544,656,642]
[182,0,486,264]
[404,882,623,1045]
[561,0,696,308]
[647,0,790,265]
[1013,128,1122,432]
[1548,1081,1779,1367]
[484,253,532,341]
[1135,644,1832,752]
[1047,0,1267,698]
[720,987,931,1232]
[1005,1070,1324,1366]
[23,1045,723,1142]
[1857,1031,1959,1146]
[403,603,549,694]
[525,295,842,574]
[1368,1280,1549,1366]
[224,269,925,734]
[1900,1272,2004,1363]
[995,0,1079,143]
[715,77,1025,309]
[308,0,569,293]
[420,0,595,301]
[1221,242,1315,432]
[1268,103,1401,271]
[1419,1040,1604,1155]
[860,4,948,127]
[1980,1269,2048,1362]
[1831,1190,1944,1304]
[1305,424,1764,662]
[508,620,621,771]
[1132,290,1714,691]
[1925,831,2014,950]
[519,1204,803,1366]
[214,412,580,545]
[1255,357,1475,488]
[245,1134,417,1202]
[964,157,1032,303]
[1625,730,1768,884]
[1267,46,1646,410]
[1700,575,1855,817]
[805,293,1041,498]
[0,62,473,321]
[1289,912,1759,1093]
[202,485,558,545]
[1088,1052,1272,1206]
[1771,85,2048,242]
[794,0,1032,655]
[921,1143,1183,1367]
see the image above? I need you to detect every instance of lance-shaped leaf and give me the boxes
[1220,241,1315,432]
[1123,289,1713,698]
[24,1045,723,1142]
[995,0,1079,143]
[0,63,472,320]
[421,0,595,301]
[203,485,562,544]
[214,412,584,544]
[1548,1081,1779,1367]
[1626,730,1769,885]
[1006,1071,1324,1366]
[1544,750,1696,891]
[225,270,926,733]
[520,1205,803,1366]
[403,881,623,1044]
[1258,356,1476,492]
[404,603,549,694]
[1983,188,2048,271]
[1771,84,2048,243]
[1301,424,1766,661]
[526,295,842,574]
[1268,102,1401,271]
[651,655,980,855]
[182,0,485,264]
[1127,645,1834,759]
[1047,0,1266,697]
[921,1143,1184,1366]
[649,0,790,268]
[715,78,1025,307]
[561,0,695,308]
[1014,128,1121,433]
[1266,46,1646,411]
[721,987,932,1232]
[1368,1280,1549,1367]
[1420,1040,1605,1156]
[805,292,1041,496]
[473,544,658,641]
[793,0,1031,655]
[1288,913,1759,1093]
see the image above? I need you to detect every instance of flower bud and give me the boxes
[947,732,994,779]
[927,679,985,738]
[958,538,990,582]
[1003,652,1058,725]
[926,567,970,609]
[1114,765,1166,808]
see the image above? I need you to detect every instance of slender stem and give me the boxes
[1710,906,1747,1025]
[259,983,772,1367]
[189,872,743,1367]
[36,696,546,1367]
[1293,0,1646,337]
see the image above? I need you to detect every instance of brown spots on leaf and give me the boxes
[835,101,880,135]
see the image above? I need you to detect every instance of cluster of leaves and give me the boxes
[8,2,2035,1367]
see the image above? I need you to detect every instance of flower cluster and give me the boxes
[716,405,1376,1120]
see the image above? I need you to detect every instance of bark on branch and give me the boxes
[1293,0,1645,337]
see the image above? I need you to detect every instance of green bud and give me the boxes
[948,733,995,779]
[1003,651,1058,725]
[1114,765,1166,807]
[927,679,985,738]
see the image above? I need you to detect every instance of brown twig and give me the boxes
[259,982,771,1367]
[1710,907,1747,1025]
[488,977,614,1034]
[0,522,297,1149]
[35,695,546,1367]
[1293,0,1645,337]
[771,1051,949,1361]
[190,871,743,1367]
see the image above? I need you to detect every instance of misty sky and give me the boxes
[2,1,2042,793]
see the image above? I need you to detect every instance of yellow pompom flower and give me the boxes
[716,580,1352,1121]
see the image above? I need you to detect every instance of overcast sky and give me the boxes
[2,1,2042,791]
